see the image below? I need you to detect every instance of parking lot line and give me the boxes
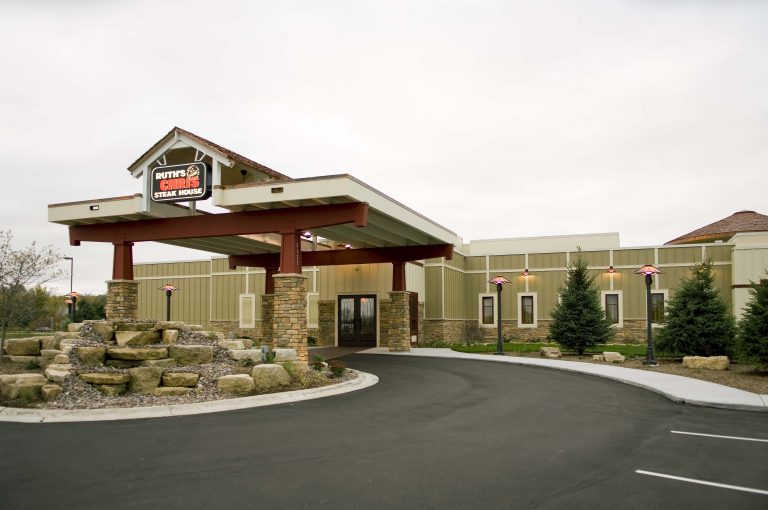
[635,470,768,496]
[671,430,768,443]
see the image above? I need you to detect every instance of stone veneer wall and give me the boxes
[261,295,274,345]
[105,280,140,321]
[385,291,411,351]
[317,300,336,347]
[272,275,308,363]
[209,320,263,342]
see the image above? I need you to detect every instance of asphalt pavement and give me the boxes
[1,354,766,509]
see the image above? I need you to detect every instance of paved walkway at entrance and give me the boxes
[308,346,370,360]
[359,347,768,411]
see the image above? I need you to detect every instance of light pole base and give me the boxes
[494,351,505,356]
[643,360,659,367]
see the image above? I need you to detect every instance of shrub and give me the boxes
[738,274,768,367]
[327,359,346,377]
[311,355,325,371]
[307,336,317,346]
[656,260,735,356]
[549,253,614,354]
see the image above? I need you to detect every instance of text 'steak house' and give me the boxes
[48,128,768,360]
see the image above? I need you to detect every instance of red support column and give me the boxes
[112,241,134,280]
[264,266,277,294]
[279,232,302,274]
[392,262,406,291]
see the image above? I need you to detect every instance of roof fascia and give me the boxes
[129,131,233,178]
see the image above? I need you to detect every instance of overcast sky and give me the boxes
[1,0,766,295]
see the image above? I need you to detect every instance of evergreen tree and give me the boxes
[737,273,768,367]
[656,260,735,356]
[549,254,614,354]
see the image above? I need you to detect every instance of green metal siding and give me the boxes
[489,254,525,271]
[425,266,443,318]
[705,245,733,262]
[466,256,487,271]
[529,252,567,269]
[613,249,655,267]
[659,246,702,265]
[579,250,610,267]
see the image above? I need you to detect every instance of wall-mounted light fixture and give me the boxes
[522,268,529,277]
[302,231,312,239]
[608,265,615,274]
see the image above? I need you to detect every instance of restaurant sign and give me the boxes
[151,162,210,202]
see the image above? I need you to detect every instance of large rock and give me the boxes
[153,386,193,397]
[41,384,63,401]
[8,355,40,364]
[540,347,561,358]
[76,346,106,366]
[162,330,179,345]
[68,323,84,332]
[96,383,126,396]
[40,336,60,350]
[114,321,156,332]
[141,358,177,368]
[682,356,730,371]
[168,345,213,365]
[229,349,264,362]
[115,330,161,346]
[107,347,168,361]
[40,349,63,360]
[54,331,81,343]
[86,321,115,342]
[54,354,70,364]
[241,339,254,349]
[251,364,291,391]
[603,352,626,363]
[0,374,47,399]
[128,367,163,394]
[162,372,199,387]
[273,348,298,362]
[217,374,255,395]
[219,340,245,350]
[79,372,130,385]
[106,360,140,368]
[44,363,73,383]
[5,337,41,356]
[155,321,186,331]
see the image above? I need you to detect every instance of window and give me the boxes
[600,291,623,327]
[651,292,665,324]
[239,294,256,329]
[517,293,537,328]
[307,292,319,329]
[479,294,496,327]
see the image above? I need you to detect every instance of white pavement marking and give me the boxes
[635,470,768,496]
[671,430,768,443]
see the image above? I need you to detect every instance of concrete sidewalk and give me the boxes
[360,347,768,412]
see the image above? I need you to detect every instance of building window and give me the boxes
[479,294,496,327]
[651,292,666,324]
[307,292,319,329]
[239,294,256,329]
[601,291,623,327]
[517,292,537,328]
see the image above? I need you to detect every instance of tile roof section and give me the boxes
[665,210,768,245]
[128,126,291,181]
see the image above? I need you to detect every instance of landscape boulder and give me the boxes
[539,346,562,358]
[0,374,47,400]
[251,364,291,391]
[44,363,73,383]
[115,330,161,346]
[41,384,63,401]
[682,356,729,371]
[162,330,179,344]
[155,321,186,331]
[229,350,264,362]
[217,374,255,395]
[219,340,245,350]
[79,372,131,385]
[68,323,83,332]
[40,336,60,350]
[107,347,168,361]
[153,386,193,396]
[114,321,156,332]
[162,372,199,388]
[602,352,626,363]
[128,366,164,394]
[168,345,213,365]
[76,346,106,366]
[85,321,115,342]
[4,337,41,356]
[96,384,127,396]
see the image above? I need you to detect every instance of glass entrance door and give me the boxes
[338,295,377,347]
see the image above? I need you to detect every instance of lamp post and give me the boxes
[634,264,663,366]
[488,275,510,355]
[63,256,73,318]
[161,284,177,321]
[65,292,80,323]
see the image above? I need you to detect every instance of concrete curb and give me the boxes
[360,348,768,412]
[0,370,378,423]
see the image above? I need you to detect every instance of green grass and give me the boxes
[450,342,672,357]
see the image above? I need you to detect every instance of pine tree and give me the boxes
[549,254,614,355]
[737,274,768,367]
[656,260,735,356]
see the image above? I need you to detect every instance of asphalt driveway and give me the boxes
[1,355,766,509]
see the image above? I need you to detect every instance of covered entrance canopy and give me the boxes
[48,127,459,357]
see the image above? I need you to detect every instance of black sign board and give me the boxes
[151,162,210,202]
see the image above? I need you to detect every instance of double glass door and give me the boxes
[338,295,377,347]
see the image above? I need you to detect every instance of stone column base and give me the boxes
[386,291,411,352]
[106,280,140,320]
[272,274,308,363]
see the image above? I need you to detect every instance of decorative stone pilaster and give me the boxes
[271,274,308,363]
[105,280,140,321]
[386,291,411,352]
[261,294,274,345]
